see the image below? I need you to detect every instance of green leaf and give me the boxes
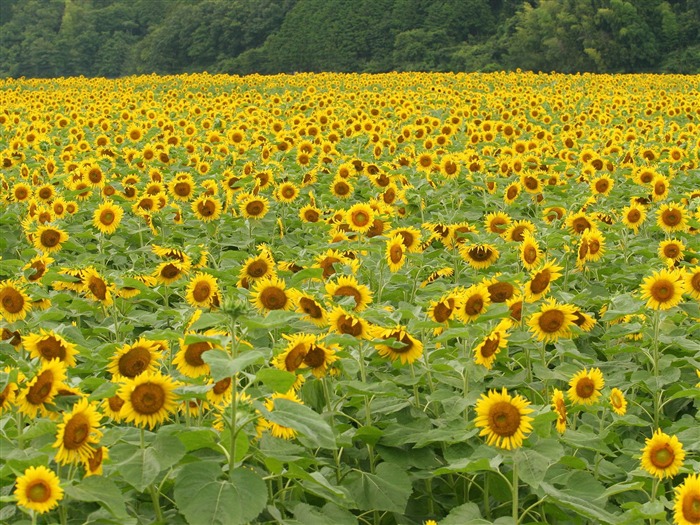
[343,463,411,513]
[64,476,129,519]
[539,482,620,524]
[264,398,336,449]
[202,349,265,381]
[114,433,185,491]
[255,368,298,393]
[289,267,324,286]
[174,462,267,525]
[188,312,227,331]
[515,448,551,488]
[441,502,490,525]
[600,294,643,321]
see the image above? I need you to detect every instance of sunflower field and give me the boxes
[0,72,699,525]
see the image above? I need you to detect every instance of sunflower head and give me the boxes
[567,367,605,406]
[674,473,700,525]
[14,465,64,514]
[474,388,534,450]
[641,429,685,479]
[640,268,685,310]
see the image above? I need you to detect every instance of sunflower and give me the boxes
[81,267,114,306]
[519,232,542,270]
[18,359,67,418]
[173,332,222,378]
[459,243,499,270]
[238,251,276,288]
[273,333,326,375]
[473,321,510,369]
[168,175,196,201]
[14,465,64,514]
[427,292,459,329]
[641,429,685,479]
[657,203,689,233]
[567,367,604,406]
[328,306,372,339]
[23,254,54,283]
[108,339,163,380]
[251,276,292,313]
[276,181,300,203]
[383,234,406,272]
[524,260,563,302]
[256,390,303,440]
[474,388,534,450]
[289,289,328,326]
[299,203,322,223]
[651,175,669,202]
[392,227,422,253]
[576,228,605,267]
[118,371,179,429]
[33,225,68,253]
[609,388,627,416]
[101,392,125,421]
[503,182,521,205]
[0,366,23,415]
[192,195,222,222]
[24,329,78,367]
[455,284,491,323]
[674,473,700,525]
[420,267,454,288]
[325,275,372,312]
[551,388,567,434]
[83,445,109,477]
[528,299,577,342]
[659,239,686,265]
[621,203,647,233]
[92,200,123,235]
[485,212,511,235]
[0,279,32,322]
[483,275,518,304]
[185,272,219,308]
[153,260,188,285]
[346,203,375,234]
[53,398,103,465]
[503,219,535,243]
[590,174,614,196]
[572,308,596,332]
[240,195,269,220]
[640,268,685,310]
[566,211,595,235]
[374,326,423,365]
[330,177,354,199]
[684,267,700,300]
[12,182,32,202]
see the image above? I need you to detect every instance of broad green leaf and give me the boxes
[539,482,620,524]
[515,448,551,488]
[64,476,129,519]
[600,294,643,321]
[343,463,411,513]
[441,502,490,525]
[188,312,227,331]
[202,349,265,381]
[291,502,358,525]
[264,398,336,449]
[255,368,298,393]
[114,433,185,491]
[174,462,266,525]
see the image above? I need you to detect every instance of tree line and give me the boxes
[1,0,698,78]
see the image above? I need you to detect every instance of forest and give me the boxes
[0,0,699,78]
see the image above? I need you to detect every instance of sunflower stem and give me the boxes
[149,484,164,523]
[410,363,420,408]
[322,377,343,483]
[228,319,240,476]
[30,510,36,525]
[512,459,519,525]
[651,310,661,428]
[16,412,24,449]
[649,477,660,525]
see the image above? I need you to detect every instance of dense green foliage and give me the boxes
[1,0,699,77]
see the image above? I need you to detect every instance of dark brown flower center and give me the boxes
[108,395,125,412]
[572,217,591,233]
[26,370,54,405]
[681,493,700,522]
[650,279,674,301]
[27,480,51,503]
[63,413,90,449]
[488,401,521,437]
[661,209,680,226]
[299,297,323,318]
[284,344,307,371]
[131,383,166,415]
[575,377,595,399]
[174,182,191,196]
[184,342,212,367]
[192,281,211,302]
[88,276,108,301]
[479,334,501,358]
[351,210,369,227]
[304,345,326,368]
[464,295,484,316]
[86,447,104,471]
[118,346,152,378]
[260,286,288,310]
[212,377,231,395]
[246,200,264,216]
[303,209,320,222]
[650,444,675,468]
[488,282,514,303]
[468,246,492,262]
[198,199,216,217]
[530,269,551,295]
[100,209,115,225]
[523,245,538,264]
[40,229,61,248]
[337,314,363,337]
[539,309,565,332]
[37,336,66,360]
[1,287,24,313]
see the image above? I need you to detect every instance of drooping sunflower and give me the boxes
[83,445,109,477]
[240,195,269,220]
[153,260,188,285]
[473,321,510,369]
[33,224,69,253]
[474,388,534,450]
[567,367,605,406]
[81,267,114,306]
[251,276,293,313]
[14,465,64,514]
[0,279,32,322]
[17,359,67,418]
[641,429,685,479]
[289,289,328,326]
[684,267,700,300]
[256,390,303,440]
[185,272,219,308]
[459,243,499,270]
[659,239,686,265]
[551,388,567,434]
[528,299,577,342]
[621,203,647,233]
[346,203,375,234]
[640,268,685,310]
[118,371,179,430]
[53,398,103,465]
[609,387,627,416]
[455,284,491,323]
[519,232,542,270]
[173,332,223,378]
[328,306,372,339]
[238,251,276,288]
[22,254,54,283]
[524,259,563,302]
[325,275,372,312]
[93,200,124,235]
[24,329,78,367]
[192,195,222,222]
[674,473,700,525]
[420,267,454,288]
[374,326,423,365]
[385,234,406,272]
[108,338,163,380]
[572,308,596,332]
[657,202,688,233]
